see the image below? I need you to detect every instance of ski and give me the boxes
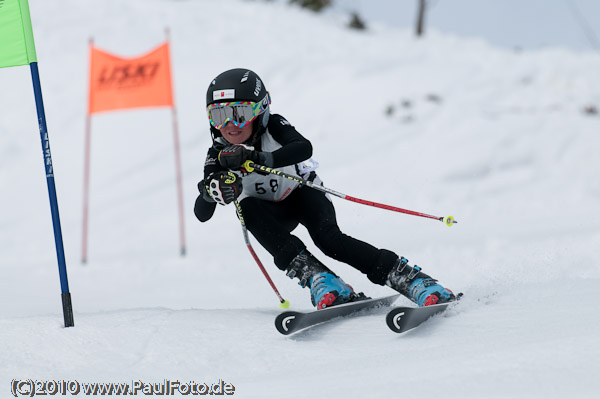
[275,294,400,335]
[386,302,453,333]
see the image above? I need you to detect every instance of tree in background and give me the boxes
[416,0,427,37]
[289,0,332,13]
[348,11,367,31]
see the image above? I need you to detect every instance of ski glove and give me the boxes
[218,144,259,169]
[206,171,243,206]
[198,180,215,203]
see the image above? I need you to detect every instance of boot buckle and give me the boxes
[395,257,410,273]
[298,272,311,288]
[407,265,421,280]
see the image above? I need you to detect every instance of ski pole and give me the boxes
[242,161,457,226]
[234,200,290,308]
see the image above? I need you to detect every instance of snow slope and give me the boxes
[1,0,599,397]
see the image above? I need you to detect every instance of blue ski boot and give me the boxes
[309,272,356,309]
[285,250,362,309]
[386,257,456,307]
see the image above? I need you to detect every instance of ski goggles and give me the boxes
[207,93,270,130]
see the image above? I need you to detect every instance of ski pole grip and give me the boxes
[242,160,255,173]
[244,162,271,176]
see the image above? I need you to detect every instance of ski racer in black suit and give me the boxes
[194,68,455,309]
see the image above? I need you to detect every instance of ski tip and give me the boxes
[386,307,408,333]
[275,311,299,335]
[386,302,452,334]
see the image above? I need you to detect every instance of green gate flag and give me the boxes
[0,0,37,68]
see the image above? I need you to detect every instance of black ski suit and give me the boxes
[194,114,398,285]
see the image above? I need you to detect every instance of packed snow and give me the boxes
[1,0,599,398]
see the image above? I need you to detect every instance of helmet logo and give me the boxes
[241,71,250,83]
[213,89,235,101]
[254,78,262,96]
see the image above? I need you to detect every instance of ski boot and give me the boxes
[309,272,357,309]
[285,250,364,309]
[386,257,456,307]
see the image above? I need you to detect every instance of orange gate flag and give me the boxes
[88,42,174,114]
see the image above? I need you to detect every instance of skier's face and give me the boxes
[220,121,253,145]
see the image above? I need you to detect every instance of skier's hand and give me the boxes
[218,144,258,169]
[206,171,243,206]
[197,180,215,203]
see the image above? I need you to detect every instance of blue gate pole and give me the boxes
[29,62,74,328]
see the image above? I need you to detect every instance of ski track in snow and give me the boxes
[1,0,599,398]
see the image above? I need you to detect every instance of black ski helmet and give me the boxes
[206,68,270,145]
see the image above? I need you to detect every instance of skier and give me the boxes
[194,68,456,309]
